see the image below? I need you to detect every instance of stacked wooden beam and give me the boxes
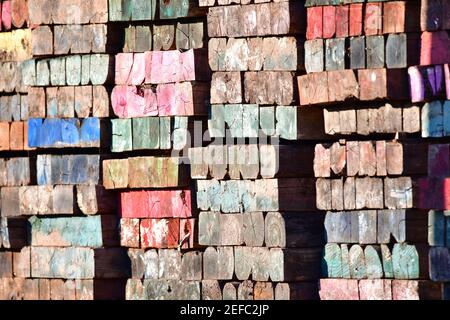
[301,0,449,300]
[182,0,325,301]
[104,0,209,300]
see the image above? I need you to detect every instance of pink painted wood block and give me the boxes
[445,64,450,100]
[359,280,392,300]
[111,85,158,118]
[179,218,196,249]
[156,83,177,115]
[149,51,180,84]
[140,219,180,249]
[120,218,140,248]
[174,82,194,116]
[408,65,446,103]
[2,1,11,30]
[130,53,146,86]
[392,280,419,300]
[0,3,2,32]
[417,178,450,210]
[180,50,197,82]
[115,53,133,85]
[364,2,382,35]
[319,279,359,300]
[420,31,450,66]
[120,190,192,219]
[428,144,450,178]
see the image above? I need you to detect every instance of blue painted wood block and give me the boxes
[27,118,43,148]
[30,216,104,248]
[80,117,100,146]
[61,119,81,145]
[422,101,443,138]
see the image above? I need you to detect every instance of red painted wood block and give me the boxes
[130,53,146,86]
[9,121,24,151]
[335,5,349,38]
[115,53,133,85]
[297,72,329,106]
[306,7,322,40]
[319,279,359,300]
[322,6,336,39]
[359,69,408,101]
[0,122,10,151]
[364,3,382,36]
[349,4,363,36]
[392,280,419,300]
[420,31,450,66]
[2,1,11,30]
[140,219,180,249]
[428,144,450,178]
[359,280,392,300]
[120,218,140,248]
[111,85,158,118]
[383,1,405,34]
[417,178,450,210]
[179,218,196,249]
[120,190,192,219]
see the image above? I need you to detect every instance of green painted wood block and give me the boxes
[260,106,276,136]
[243,105,258,138]
[30,216,104,248]
[36,60,50,86]
[160,117,171,150]
[349,245,367,279]
[208,104,225,138]
[224,104,243,137]
[392,243,419,279]
[365,246,383,279]
[132,117,159,150]
[109,0,132,21]
[160,0,189,19]
[112,119,132,153]
[322,243,342,278]
[131,0,156,21]
[428,210,445,246]
[81,55,91,85]
[173,117,188,151]
[341,244,351,279]
[31,247,94,279]
[381,244,394,278]
[276,106,297,140]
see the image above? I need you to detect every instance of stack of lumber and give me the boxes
[105,0,209,300]
[302,0,449,300]
[183,0,325,301]
[0,0,31,151]
[0,0,449,301]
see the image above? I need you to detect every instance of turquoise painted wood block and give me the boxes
[276,106,297,140]
[132,117,159,150]
[340,244,351,278]
[243,105,258,138]
[31,247,94,279]
[109,0,132,21]
[392,243,419,279]
[173,117,188,150]
[30,216,103,248]
[364,246,383,279]
[422,101,443,138]
[429,210,445,246]
[381,245,394,278]
[260,106,276,136]
[160,117,171,150]
[112,118,132,152]
[131,0,155,20]
[322,243,343,278]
